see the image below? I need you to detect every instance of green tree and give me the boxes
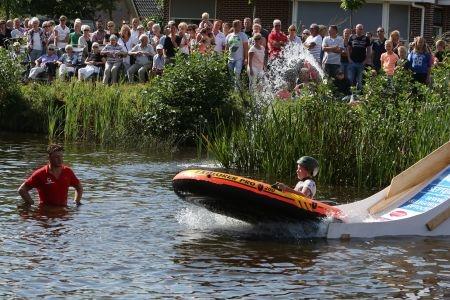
[340,0,366,28]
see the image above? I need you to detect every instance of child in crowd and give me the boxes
[151,44,165,77]
[198,12,213,31]
[274,156,319,198]
[395,46,411,71]
[434,40,447,65]
[407,36,432,84]
[380,40,398,77]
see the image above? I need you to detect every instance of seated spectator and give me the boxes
[434,40,447,65]
[0,20,10,47]
[395,45,411,71]
[151,44,165,77]
[287,25,301,44]
[101,34,127,84]
[78,42,105,80]
[92,20,106,44]
[29,45,59,80]
[407,36,431,84]
[78,25,93,57]
[27,17,46,65]
[294,67,311,95]
[128,34,155,83]
[10,18,26,39]
[199,12,213,30]
[333,70,352,101]
[69,20,82,46]
[380,39,398,77]
[57,44,78,79]
[247,33,265,90]
[118,24,136,71]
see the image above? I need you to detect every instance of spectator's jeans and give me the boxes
[348,62,365,90]
[103,61,122,84]
[228,59,243,87]
[341,62,349,79]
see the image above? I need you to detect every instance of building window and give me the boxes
[169,0,216,21]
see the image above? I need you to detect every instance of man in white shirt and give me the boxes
[304,23,322,63]
[54,15,70,50]
[213,20,226,53]
[322,25,344,77]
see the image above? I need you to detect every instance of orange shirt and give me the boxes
[381,52,399,76]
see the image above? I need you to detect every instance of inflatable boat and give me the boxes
[173,141,450,238]
[173,169,345,224]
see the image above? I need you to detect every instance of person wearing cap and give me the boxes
[101,34,127,84]
[128,34,155,83]
[275,156,319,198]
[27,17,46,65]
[151,44,165,77]
[18,144,82,207]
[54,15,70,50]
[57,44,78,79]
[78,42,105,81]
[28,45,59,80]
[267,19,287,60]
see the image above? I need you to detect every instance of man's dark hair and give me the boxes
[47,144,64,155]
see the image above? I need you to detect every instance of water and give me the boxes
[1,133,449,298]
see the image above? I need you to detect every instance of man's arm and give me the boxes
[18,182,34,205]
[73,183,83,205]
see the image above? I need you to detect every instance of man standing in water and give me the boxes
[18,144,83,206]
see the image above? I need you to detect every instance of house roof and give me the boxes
[132,0,162,18]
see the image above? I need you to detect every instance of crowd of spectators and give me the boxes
[0,13,447,93]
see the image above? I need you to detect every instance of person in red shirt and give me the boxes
[18,144,83,206]
[267,19,287,60]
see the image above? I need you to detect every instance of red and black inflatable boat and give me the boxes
[173,169,345,224]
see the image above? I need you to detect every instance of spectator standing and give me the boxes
[178,22,190,55]
[380,40,398,77]
[78,25,93,57]
[322,25,344,78]
[146,20,155,39]
[163,21,182,62]
[11,18,26,38]
[101,34,127,84]
[248,23,267,48]
[92,20,106,44]
[213,20,226,53]
[340,28,351,77]
[390,30,401,54]
[128,34,155,83]
[407,36,432,84]
[253,18,269,40]
[225,20,249,86]
[43,21,54,47]
[78,42,105,80]
[372,27,386,72]
[54,15,70,50]
[69,20,82,46]
[27,17,46,65]
[301,29,310,43]
[222,22,230,37]
[395,46,411,71]
[151,24,161,46]
[304,23,322,63]
[434,40,447,64]
[287,25,301,44]
[248,33,265,90]
[347,24,371,89]
[105,21,118,43]
[130,18,140,41]
[267,19,287,60]
[243,18,252,38]
[0,20,10,47]
[118,25,136,71]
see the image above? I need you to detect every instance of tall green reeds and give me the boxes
[204,62,450,188]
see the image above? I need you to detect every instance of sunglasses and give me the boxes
[48,48,55,51]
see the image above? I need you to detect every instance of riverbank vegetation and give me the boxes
[1,48,449,187]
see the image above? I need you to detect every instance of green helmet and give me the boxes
[296,156,319,177]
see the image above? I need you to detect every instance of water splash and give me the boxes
[176,206,331,240]
[256,43,325,106]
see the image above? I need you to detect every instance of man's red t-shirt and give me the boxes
[25,165,80,206]
[268,30,288,59]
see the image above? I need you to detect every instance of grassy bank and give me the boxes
[203,63,450,187]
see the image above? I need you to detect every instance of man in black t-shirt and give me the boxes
[372,27,386,72]
[347,24,370,90]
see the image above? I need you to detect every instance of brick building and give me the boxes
[124,0,450,43]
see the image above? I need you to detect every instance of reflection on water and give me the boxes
[0,133,449,298]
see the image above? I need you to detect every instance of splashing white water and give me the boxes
[176,206,331,240]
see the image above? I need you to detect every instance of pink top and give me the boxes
[381,52,399,76]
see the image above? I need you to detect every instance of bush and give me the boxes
[139,52,240,144]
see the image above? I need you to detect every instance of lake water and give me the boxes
[1,133,449,298]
